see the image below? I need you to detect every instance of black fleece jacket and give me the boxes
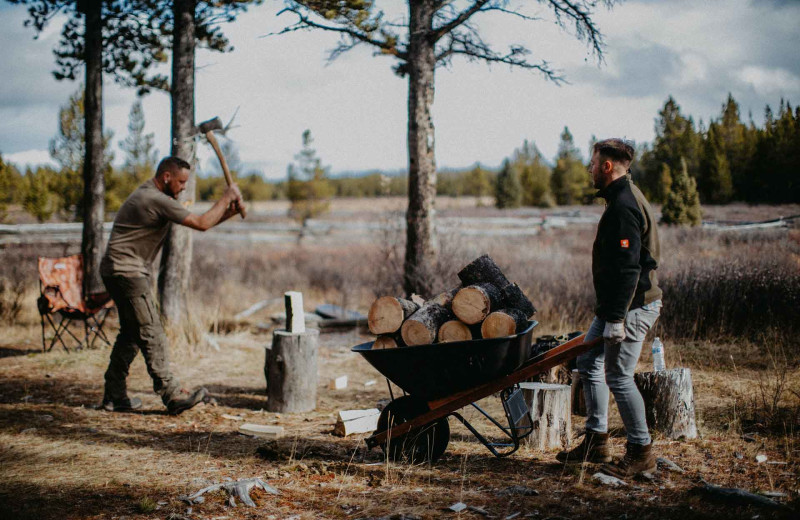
[592,176,662,322]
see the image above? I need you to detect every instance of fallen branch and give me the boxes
[694,480,789,511]
[181,477,279,507]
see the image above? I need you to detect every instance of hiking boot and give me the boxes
[556,431,611,463]
[601,442,656,478]
[101,396,142,412]
[166,387,208,415]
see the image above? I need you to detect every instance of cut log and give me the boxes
[438,320,474,343]
[481,308,529,338]
[368,296,419,334]
[400,304,453,346]
[333,408,380,437]
[634,368,698,440]
[426,286,460,308]
[501,283,536,318]
[373,335,403,350]
[570,369,586,416]
[457,254,511,288]
[265,329,319,413]
[452,283,503,325]
[520,382,572,451]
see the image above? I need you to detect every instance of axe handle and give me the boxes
[205,131,246,219]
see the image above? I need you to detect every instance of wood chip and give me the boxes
[238,423,284,439]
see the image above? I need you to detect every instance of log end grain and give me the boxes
[438,320,473,343]
[401,319,435,346]
[481,308,528,338]
[368,296,404,334]
[373,335,400,350]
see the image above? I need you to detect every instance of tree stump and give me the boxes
[634,368,698,439]
[520,382,572,451]
[266,329,319,412]
[570,369,586,416]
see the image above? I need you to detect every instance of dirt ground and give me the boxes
[1,321,798,520]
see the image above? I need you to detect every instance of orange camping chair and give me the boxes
[37,254,114,352]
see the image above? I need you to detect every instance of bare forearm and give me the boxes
[182,197,232,231]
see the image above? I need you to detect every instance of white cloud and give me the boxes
[738,66,800,96]
[4,149,56,170]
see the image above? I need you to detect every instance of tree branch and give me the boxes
[547,0,609,58]
[436,32,565,84]
[275,7,406,61]
[432,0,490,42]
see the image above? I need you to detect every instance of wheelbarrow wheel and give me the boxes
[377,395,449,464]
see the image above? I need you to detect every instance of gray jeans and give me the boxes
[577,300,662,445]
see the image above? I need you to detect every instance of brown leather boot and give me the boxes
[556,431,611,463]
[601,442,656,477]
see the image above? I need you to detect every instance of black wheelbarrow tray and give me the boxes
[351,322,602,463]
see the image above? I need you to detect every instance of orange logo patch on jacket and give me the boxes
[620,239,629,248]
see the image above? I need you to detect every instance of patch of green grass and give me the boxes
[137,496,157,514]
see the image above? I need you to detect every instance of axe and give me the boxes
[197,116,247,219]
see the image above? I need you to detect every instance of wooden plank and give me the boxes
[366,334,601,447]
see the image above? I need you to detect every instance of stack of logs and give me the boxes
[368,255,536,348]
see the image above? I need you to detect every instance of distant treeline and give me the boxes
[1,92,798,223]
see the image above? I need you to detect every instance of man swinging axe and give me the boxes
[99,118,244,414]
[557,138,663,477]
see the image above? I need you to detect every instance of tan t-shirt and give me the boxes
[100,179,191,278]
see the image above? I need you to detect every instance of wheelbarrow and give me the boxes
[352,322,602,463]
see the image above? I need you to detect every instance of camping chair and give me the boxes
[37,254,114,352]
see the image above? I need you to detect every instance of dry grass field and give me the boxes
[1,201,799,519]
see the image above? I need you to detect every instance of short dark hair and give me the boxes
[593,138,635,165]
[156,156,191,177]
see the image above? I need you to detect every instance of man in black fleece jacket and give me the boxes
[557,139,663,477]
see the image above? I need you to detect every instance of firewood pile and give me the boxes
[368,255,536,349]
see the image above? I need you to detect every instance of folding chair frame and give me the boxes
[38,280,114,353]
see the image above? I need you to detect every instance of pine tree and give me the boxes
[661,158,702,226]
[119,99,158,187]
[0,155,24,222]
[716,94,750,199]
[551,127,589,205]
[641,97,701,202]
[49,88,114,220]
[287,130,334,227]
[23,167,55,223]
[698,123,733,203]
[514,140,553,207]
[463,164,493,200]
[494,159,522,209]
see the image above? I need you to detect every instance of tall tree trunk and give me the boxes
[80,0,105,295]
[159,0,196,323]
[403,0,438,298]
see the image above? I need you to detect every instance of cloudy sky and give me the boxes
[1,0,798,179]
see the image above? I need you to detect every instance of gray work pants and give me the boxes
[102,275,182,405]
[577,300,662,445]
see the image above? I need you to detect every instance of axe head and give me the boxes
[197,116,224,135]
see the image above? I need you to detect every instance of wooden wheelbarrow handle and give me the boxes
[205,130,246,219]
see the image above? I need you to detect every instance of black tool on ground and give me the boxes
[352,323,601,463]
